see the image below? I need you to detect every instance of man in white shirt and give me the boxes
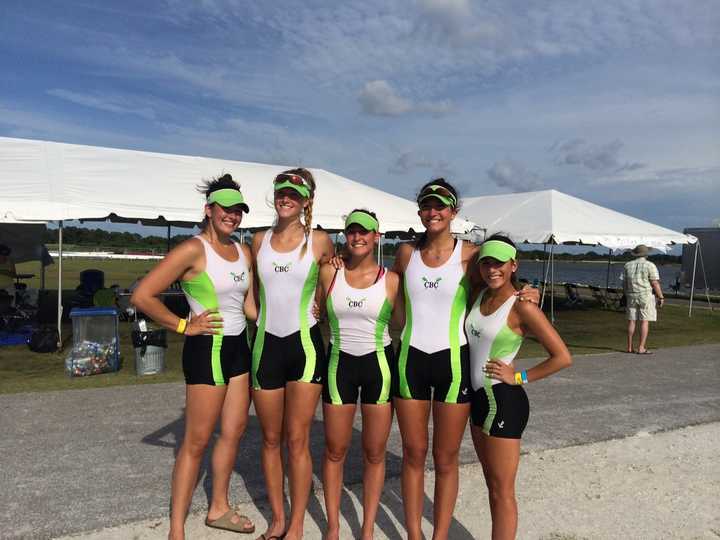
[622,245,664,354]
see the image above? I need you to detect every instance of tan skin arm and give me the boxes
[484,300,572,385]
[391,242,413,276]
[384,269,405,331]
[240,243,258,322]
[313,229,336,316]
[130,239,222,336]
[249,230,267,316]
[651,279,664,307]
[316,262,338,320]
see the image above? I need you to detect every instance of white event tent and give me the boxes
[460,189,701,319]
[0,136,474,345]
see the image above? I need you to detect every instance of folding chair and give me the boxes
[605,287,624,310]
[589,285,610,308]
[563,283,584,307]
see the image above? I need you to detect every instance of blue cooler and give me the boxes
[66,307,120,376]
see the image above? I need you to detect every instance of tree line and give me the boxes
[43,226,681,263]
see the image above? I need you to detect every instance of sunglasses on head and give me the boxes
[274,173,307,186]
[417,184,457,207]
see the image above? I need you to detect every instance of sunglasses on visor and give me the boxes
[417,184,457,207]
[274,173,308,187]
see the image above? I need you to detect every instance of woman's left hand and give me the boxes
[483,359,515,384]
[516,285,540,304]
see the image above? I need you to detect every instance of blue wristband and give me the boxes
[520,370,528,384]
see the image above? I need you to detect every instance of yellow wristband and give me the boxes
[514,372,523,385]
[176,318,187,335]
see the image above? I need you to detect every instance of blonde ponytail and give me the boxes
[300,197,313,258]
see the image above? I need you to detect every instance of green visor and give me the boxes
[417,184,457,208]
[478,240,517,262]
[345,210,379,232]
[274,180,311,199]
[207,188,249,213]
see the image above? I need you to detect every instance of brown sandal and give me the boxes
[205,510,255,534]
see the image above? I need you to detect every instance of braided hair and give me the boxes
[277,168,316,258]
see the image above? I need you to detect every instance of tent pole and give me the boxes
[41,260,46,290]
[540,243,551,309]
[166,224,171,253]
[605,249,612,289]
[550,242,555,324]
[696,240,713,311]
[689,241,698,317]
[57,220,63,350]
[540,243,547,289]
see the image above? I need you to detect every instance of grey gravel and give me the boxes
[2,343,719,539]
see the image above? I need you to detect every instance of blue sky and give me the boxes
[2,0,719,235]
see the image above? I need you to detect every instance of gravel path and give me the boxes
[2,343,719,539]
[60,422,720,540]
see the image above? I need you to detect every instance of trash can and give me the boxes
[131,320,167,376]
[66,307,120,376]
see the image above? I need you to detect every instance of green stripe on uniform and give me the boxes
[251,276,267,389]
[398,277,413,399]
[181,272,225,385]
[299,260,320,382]
[326,295,342,404]
[445,276,469,403]
[375,299,393,404]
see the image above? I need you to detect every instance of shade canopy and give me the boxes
[0,136,473,234]
[461,189,695,251]
[0,223,52,265]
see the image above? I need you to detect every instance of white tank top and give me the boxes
[465,291,523,391]
[327,268,392,356]
[256,229,319,337]
[180,236,250,336]
[400,239,468,354]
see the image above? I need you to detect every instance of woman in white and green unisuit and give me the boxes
[132,174,256,539]
[317,209,402,540]
[250,168,335,540]
[391,179,539,540]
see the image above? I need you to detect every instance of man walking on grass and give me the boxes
[623,244,664,354]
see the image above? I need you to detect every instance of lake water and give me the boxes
[380,256,681,290]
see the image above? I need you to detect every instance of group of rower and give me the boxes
[132,169,572,540]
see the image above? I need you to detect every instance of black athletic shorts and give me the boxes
[323,344,394,405]
[251,325,326,390]
[182,331,251,386]
[471,383,529,439]
[394,344,471,404]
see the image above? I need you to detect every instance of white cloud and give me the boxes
[551,138,645,172]
[359,80,452,117]
[389,150,455,177]
[591,166,720,191]
[46,89,157,120]
[359,80,412,116]
[486,159,544,192]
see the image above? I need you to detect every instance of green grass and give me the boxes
[516,302,719,358]
[16,258,159,290]
[0,300,717,395]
